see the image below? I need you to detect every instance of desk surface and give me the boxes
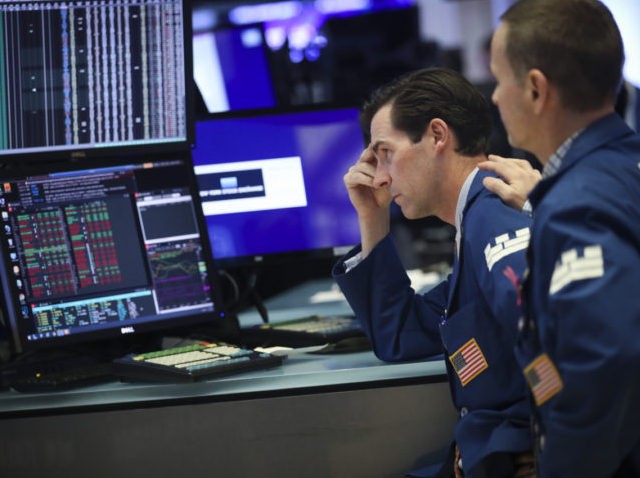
[0,349,446,417]
[0,274,447,418]
[0,350,454,478]
[0,277,455,478]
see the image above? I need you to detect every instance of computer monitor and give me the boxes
[0,0,193,161]
[191,106,364,268]
[320,5,422,105]
[0,157,227,353]
[193,24,277,114]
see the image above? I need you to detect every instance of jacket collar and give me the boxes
[529,113,633,207]
[447,169,494,311]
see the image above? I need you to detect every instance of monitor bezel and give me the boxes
[0,155,231,355]
[0,0,196,165]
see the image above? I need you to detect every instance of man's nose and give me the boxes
[373,168,391,188]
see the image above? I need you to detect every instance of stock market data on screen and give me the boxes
[0,158,224,354]
[0,0,191,159]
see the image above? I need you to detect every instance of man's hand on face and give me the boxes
[344,144,393,218]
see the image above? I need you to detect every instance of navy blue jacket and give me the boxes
[333,170,532,476]
[517,113,640,477]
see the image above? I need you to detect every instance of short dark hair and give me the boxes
[501,0,624,112]
[359,67,491,156]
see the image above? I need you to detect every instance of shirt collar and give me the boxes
[542,130,583,179]
[454,167,479,256]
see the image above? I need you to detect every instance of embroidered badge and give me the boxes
[524,353,563,406]
[449,338,489,386]
[484,227,530,271]
[549,245,604,295]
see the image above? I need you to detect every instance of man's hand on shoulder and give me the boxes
[478,155,541,211]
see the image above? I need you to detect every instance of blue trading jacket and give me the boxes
[333,170,532,476]
[516,113,640,478]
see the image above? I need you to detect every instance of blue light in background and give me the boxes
[288,22,317,50]
[314,0,372,15]
[229,1,303,25]
[192,8,218,32]
[265,26,288,50]
[228,0,415,58]
[305,44,322,62]
[289,48,305,64]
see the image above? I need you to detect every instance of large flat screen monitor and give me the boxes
[0,158,226,353]
[191,107,364,268]
[0,0,193,161]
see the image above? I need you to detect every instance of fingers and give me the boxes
[344,145,378,188]
[479,155,531,178]
[482,175,510,197]
[486,157,540,191]
[353,143,376,171]
[344,159,376,189]
[487,154,534,169]
[514,451,537,478]
[477,156,511,179]
[343,146,392,210]
[482,176,527,211]
[514,467,537,478]
[454,446,464,478]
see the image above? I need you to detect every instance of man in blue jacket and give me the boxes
[487,1,640,476]
[332,67,534,477]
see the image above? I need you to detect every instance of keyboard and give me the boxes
[241,314,367,348]
[113,341,284,383]
[4,356,116,393]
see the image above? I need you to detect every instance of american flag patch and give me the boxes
[524,354,563,406]
[449,338,489,386]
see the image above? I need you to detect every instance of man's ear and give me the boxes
[527,69,549,114]
[427,118,449,153]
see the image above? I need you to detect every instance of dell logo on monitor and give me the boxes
[121,326,135,335]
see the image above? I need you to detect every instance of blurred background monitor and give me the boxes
[193,23,277,114]
[191,0,441,112]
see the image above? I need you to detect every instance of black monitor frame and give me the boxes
[0,155,232,355]
[0,0,195,165]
